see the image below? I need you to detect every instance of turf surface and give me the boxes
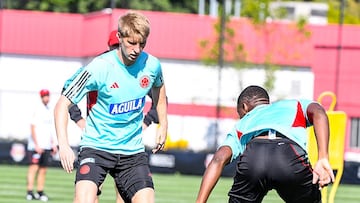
[0,164,359,202]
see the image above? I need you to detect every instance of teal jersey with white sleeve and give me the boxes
[63,67,84,90]
[62,50,164,154]
[221,99,314,163]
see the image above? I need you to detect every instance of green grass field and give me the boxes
[0,164,359,203]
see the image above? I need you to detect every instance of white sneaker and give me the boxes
[33,193,40,200]
[38,194,49,202]
[26,193,35,200]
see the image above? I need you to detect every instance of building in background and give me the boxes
[0,8,359,159]
[269,1,328,25]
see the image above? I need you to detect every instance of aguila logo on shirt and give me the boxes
[109,97,145,115]
[140,75,150,88]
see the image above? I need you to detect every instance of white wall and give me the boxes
[161,59,314,106]
[146,59,314,151]
[0,55,314,151]
[0,54,85,146]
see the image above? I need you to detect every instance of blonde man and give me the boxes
[55,11,168,203]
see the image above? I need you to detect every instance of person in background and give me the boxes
[107,30,120,51]
[196,85,334,203]
[55,11,168,203]
[26,89,58,202]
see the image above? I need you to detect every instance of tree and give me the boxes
[2,0,359,25]
[199,0,313,150]
[291,0,360,25]
[0,0,198,14]
[327,0,360,24]
[199,0,311,92]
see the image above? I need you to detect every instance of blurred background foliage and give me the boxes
[1,0,359,24]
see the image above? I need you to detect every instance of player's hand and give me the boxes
[312,158,335,189]
[51,145,58,155]
[152,143,165,153]
[58,145,75,173]
[152,125,167,153]
[34,145,44,154]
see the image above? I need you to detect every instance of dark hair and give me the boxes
[237,85,269,106]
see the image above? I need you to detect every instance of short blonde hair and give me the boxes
[118,11,150,41]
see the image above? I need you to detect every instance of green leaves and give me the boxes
[3,0,199,14]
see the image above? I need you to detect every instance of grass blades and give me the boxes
[0,164,359,203]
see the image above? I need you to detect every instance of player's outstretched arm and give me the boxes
[306,102,335,188]
[54,95,75,173]
[196,146,232,203]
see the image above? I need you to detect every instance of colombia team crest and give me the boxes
[140,75,150,88]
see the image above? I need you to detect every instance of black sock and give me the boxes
[27,190,33,195]
[37,191,43,196]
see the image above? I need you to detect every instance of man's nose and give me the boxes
[133,44,142,53]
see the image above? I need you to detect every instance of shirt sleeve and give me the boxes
[298,99,315,127]
[62,67,85,93]
[30,107,39,126]
[62,58,104,104]
[153,63,164,88]
[220,127,243,163]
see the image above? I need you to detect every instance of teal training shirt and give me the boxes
[221,99,314,162]
[62,50,164,154]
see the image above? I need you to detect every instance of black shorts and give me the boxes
[228,138,321,203]
[27,150,52,167]
[75,148,153,202]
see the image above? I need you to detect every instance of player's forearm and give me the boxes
[54,96,71,148]
[30,125,39,147]
[196,161,223,203]
[76,118,86,129]
[314,115,330,159]
[309,103,330,159]
[156,85,168,129]
[197,147,231,203]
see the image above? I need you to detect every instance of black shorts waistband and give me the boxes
[258,130,286,138]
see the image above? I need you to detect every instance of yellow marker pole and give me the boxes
[307,91,347,203]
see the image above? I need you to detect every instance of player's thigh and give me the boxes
[113,182,125,203]
[229,196,263,203]
[74,180,98,203]
[76,148,114,190]
[39,150,52,167]
[27,150,40,165]
[113,152,154,202]
[276,183,321,203]
[275,142,321,203]
[132,188,154,203]
[228,141,270,203]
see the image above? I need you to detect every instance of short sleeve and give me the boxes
[62,67,85,93]
[298,99,315,127]
[62,59,104,104]
[220,127,242,163]
[153,64,164,88]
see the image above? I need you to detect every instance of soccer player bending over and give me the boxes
[196,85,334,203]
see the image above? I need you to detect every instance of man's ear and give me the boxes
[116,32,121,41]
[243,102,249,113]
